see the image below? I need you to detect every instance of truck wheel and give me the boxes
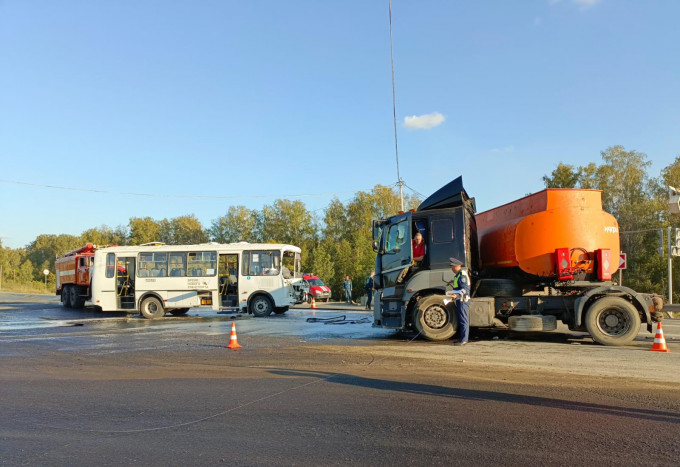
[140,296,165,319]
[72,286,85,309]
[474,279,522,298]
[68,286,79,309]
[413,295,457,341]
[62,286,72,308]
[170,308,190,316]
[585,296,640,346]
[249,295,273,317]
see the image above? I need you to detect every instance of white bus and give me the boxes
[90,242,305,318]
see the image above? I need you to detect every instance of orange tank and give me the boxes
[476,189,620,278]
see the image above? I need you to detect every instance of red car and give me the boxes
[303,275,332,303]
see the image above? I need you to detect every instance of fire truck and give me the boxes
[55,244,97,309]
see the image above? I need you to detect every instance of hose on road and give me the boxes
[306,315,371,325]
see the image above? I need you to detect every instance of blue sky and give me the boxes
[1,0,679,249]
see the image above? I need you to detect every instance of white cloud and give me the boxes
[403,112,445,130]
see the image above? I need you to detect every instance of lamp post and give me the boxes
[43,269,49,293]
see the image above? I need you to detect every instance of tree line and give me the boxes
[0,185,418,298]
[1,145,679,301]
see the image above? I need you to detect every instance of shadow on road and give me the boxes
[268,368,680,424]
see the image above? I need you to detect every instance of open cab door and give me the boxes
[372,219,386,252]
[375,212,412,293]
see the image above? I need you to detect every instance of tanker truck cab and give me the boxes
[372,177,481,337]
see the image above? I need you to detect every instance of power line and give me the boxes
[0,179,368,201]
[402,182,424,199]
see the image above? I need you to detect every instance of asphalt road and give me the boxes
[1,294,679,466]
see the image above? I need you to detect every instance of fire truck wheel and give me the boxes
[68,286,79,309]
[585,296,640,346]
[249,295,273,317]
[170,308,190,316]
[413,295,457,341]
[140,296,166,319]
[62,286,71,308]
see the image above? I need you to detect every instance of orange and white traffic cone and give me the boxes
[226,322,243,350]
[311,297,317,309]
[650,322,670,353]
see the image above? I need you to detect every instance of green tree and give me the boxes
[309,241,334,286]
[129,217,161,245]
[542,163,580,188]
[18,259,34,283]
[169,215,208,244]
[25,234,82,280]
[80,225,128,246]
[208,206,258,243]
[259,200,315,246]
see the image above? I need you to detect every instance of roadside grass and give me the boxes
[0,280,54,295]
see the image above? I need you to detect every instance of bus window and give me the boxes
[139,252,168,277]
[242,252,250,276]
[169,252,187,276]
[106,253,115,278]
[245,250,281,276]
[187,252,217,276]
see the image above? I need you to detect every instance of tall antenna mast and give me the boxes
[389,0,404,212]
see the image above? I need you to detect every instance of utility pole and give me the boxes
[668,226,673,304]
[388,0,404,212]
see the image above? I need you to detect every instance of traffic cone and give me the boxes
[650,322,670,353]
[226,322,243,350]
[311,297,317,309]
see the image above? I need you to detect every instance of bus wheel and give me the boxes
[250,296,273,317]
[140,296,165,319]
[413,295,457,341]
[170,308,190,316]
[585,296,640,346]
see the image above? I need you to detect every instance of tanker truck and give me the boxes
[371,177,664,346]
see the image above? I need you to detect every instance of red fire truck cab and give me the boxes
[55,244,97,309]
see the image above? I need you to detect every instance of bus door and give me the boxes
[116,256,136,310]
[218,253,239,307]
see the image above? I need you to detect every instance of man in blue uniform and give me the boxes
[449,257,470,346]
